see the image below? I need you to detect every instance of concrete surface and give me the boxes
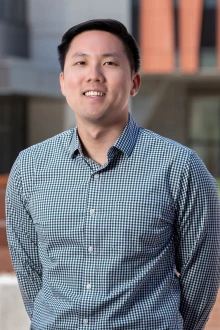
[0,274,30,330]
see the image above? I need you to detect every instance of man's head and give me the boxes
[58,19,141,127]
[58,19,140,74]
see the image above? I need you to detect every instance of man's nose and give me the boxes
[86,64,105,83]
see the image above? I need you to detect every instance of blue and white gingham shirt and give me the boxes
[6,115,220,330]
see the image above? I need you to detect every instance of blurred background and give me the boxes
[0,0,219,329]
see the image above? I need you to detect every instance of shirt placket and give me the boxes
[80,160,102,328]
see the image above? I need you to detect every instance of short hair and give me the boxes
[57,19,140,73]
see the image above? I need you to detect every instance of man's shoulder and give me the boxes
[136,127,213,188]
[138,127,193,158]
[21,128,75,159]
[7,129,76,196]
[14,128,75,174]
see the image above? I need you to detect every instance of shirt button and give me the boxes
[88,246,93,253]
[83,318,89,325]
[94,173,99,179]
[90,209,95,215]
[86,283,92,290]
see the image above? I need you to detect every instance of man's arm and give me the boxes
[175,151,220,330]
[6,155,42,319]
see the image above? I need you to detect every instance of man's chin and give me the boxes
[82,111,109,123]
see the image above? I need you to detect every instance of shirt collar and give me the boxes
[70,127,81,158]
[113,114,139,157]
[70,114,139,158]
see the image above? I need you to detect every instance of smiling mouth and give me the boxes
[84,91,106,97]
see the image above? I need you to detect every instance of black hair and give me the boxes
[57,19,140,73]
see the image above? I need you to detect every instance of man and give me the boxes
[6,19,220,330]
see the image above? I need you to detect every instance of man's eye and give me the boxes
[76,61,86,65]
[104,62,116,66]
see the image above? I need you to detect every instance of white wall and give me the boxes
[64,0,131,32]
[27,0,131,64]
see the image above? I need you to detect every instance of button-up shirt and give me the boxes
[6,115,220,330]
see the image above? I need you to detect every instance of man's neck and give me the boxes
[77,118,128,166]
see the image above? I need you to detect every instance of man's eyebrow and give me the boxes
[101,53,120,58]
[71,52,121,58]
[71,52,89,57]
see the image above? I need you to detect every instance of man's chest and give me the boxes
[28,159,176,259]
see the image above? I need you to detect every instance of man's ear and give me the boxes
[59,72,66,97]
[130,73,141,96]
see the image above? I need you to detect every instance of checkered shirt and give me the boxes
[6,115,220,330]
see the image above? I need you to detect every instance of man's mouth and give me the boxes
[83,91,106,97]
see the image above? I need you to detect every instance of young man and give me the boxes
[6,19,220,330]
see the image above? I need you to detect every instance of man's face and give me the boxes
[60,30,140,126]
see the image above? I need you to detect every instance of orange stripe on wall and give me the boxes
[0,174,8,188]
[179,0,203,73]
[139,0,174,73]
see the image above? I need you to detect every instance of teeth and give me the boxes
[84,91,105,96]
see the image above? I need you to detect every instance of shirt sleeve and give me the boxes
[175,151,220,330]
[6,154,42,319]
